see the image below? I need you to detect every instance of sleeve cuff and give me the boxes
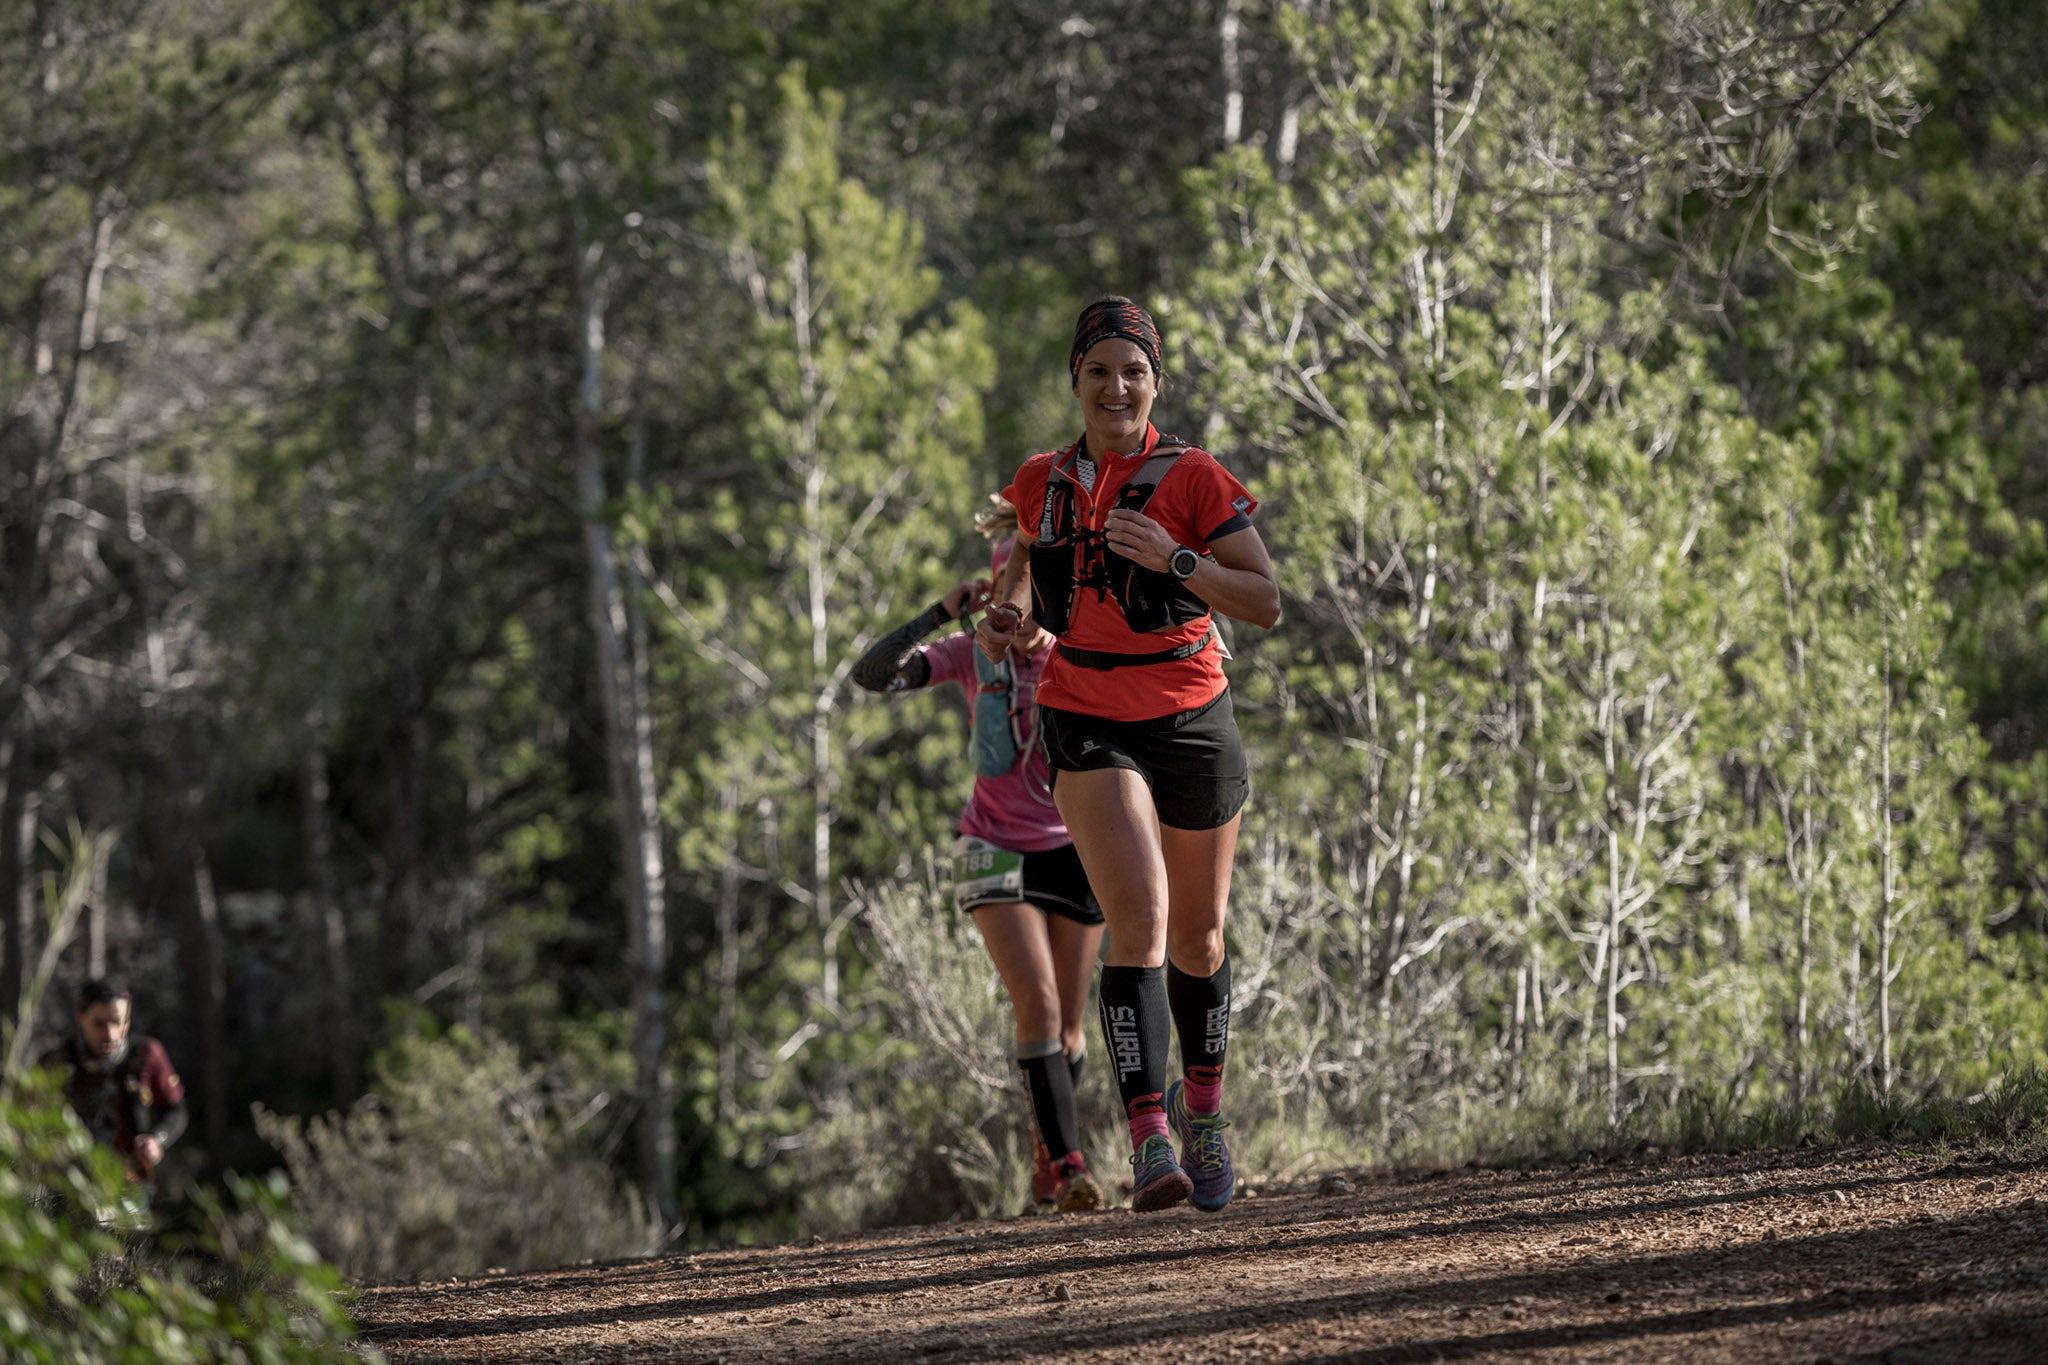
[1205,512,1253,542]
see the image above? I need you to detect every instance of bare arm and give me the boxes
[976,536,1034,661]
[1102,511,1281,629]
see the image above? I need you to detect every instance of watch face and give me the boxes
[1171,547,1200,580]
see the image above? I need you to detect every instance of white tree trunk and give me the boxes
[1877,648,1895,1096]
[572,245,676,1232]
[1220,0,1244,146]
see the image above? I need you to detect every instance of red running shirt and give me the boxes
[1002,424,1257,722]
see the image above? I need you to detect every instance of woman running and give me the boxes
[975,295,1278,1213]
[853,516,1106,1214]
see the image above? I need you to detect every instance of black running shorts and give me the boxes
[954,837,1104,925]
[1038,689,1250,831]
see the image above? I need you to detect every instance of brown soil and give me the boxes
[354,1145,2048,1363]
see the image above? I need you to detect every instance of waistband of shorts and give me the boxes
[1043,687,1230,733]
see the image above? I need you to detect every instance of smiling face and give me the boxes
[1073,336,1158,457]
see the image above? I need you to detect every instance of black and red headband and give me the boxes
[1069,297,1162,385]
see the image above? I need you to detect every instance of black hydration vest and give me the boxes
[1028,436,1211,638]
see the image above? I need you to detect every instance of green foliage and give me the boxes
[1156,0,2048,1171]
[3,833,361,1365]
[255,1028,651,1281]
[0,1075,367,1364]
[802,869,1024,1229]
[638,66,998,1239]
[9,0,2048,1256]
[809,865,1127,1229]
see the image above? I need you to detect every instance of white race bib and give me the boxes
[951,836,1025,910]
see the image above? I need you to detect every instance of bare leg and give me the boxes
[1055,767,1181,1179]
[1161,814,1241,976]
[1045,912,1106,1058]
[970,901,1059,1042]
[1052,767,1167,966]
[974,899,1083,1165]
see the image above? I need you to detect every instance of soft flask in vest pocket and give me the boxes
[1028,436,1206,637]
[1103,548,1210,634]
[1028,538,1076,637]
[971,652,1020,776]
[1028,475,1079,636]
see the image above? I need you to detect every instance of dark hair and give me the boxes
[1069,295,1164,389]
[77,976,131,1011]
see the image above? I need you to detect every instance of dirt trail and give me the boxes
[356,1146,2048,1363]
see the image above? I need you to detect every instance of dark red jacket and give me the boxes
[59,1035,187,1159]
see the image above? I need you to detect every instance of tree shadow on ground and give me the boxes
[357,1185,2047,1360]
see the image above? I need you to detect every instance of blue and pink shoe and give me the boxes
[1166,1080,1235,1211]
[1128,1135,1192,1212]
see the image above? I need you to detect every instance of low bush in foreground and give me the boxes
[0,1071,368,1365]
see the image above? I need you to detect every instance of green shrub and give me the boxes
[807,871,1039,1229]
[256,1027,652,1281]
[0,1070,366,1365]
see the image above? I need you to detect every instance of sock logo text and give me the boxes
[1107,1005,1143,1081]
[1204,1002,1229,1058]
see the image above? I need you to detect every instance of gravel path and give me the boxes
[355,1145,2048,1362]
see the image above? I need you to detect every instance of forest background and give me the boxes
[6,0,2048,1281]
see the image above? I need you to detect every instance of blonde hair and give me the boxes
[973,492,1012,540]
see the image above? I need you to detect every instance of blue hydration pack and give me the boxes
[971,649,1019,777]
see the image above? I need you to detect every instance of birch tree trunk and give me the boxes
[1514,167,1565,1093]
[785,250,843,1015]
[0,782,37,1023]
[622,371,673,1194]
[1600,624,1624,1124]
[715,780,744,1126]
[1877,646,1895,1096]
[571,242,676,1232]
[1,204,116,1016]
[123,409,230,1151]
[1219,0,1244,147]
[85,844,107,980]
[0,750,28,1021]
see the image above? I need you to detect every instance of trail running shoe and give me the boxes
[1026,1132,1060,1214]
[1055,1152,1103,1213]
[1166,1079,1236,1211]
[1129,1135,1193,1212]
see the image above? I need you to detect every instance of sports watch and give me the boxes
[1168,545,1202,581]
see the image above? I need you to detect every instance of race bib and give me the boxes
[951,836,1025,910]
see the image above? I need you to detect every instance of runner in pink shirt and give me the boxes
[853,512,1106,1213]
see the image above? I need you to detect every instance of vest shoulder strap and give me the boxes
[1041,436,1193,498]
[1124,440,1191,499]
[1037,436,1196,538]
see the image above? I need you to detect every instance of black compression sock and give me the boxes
[1167,956,1232,1108]
[1097,965,1170,1140]
[1017,1041,1080,1161]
